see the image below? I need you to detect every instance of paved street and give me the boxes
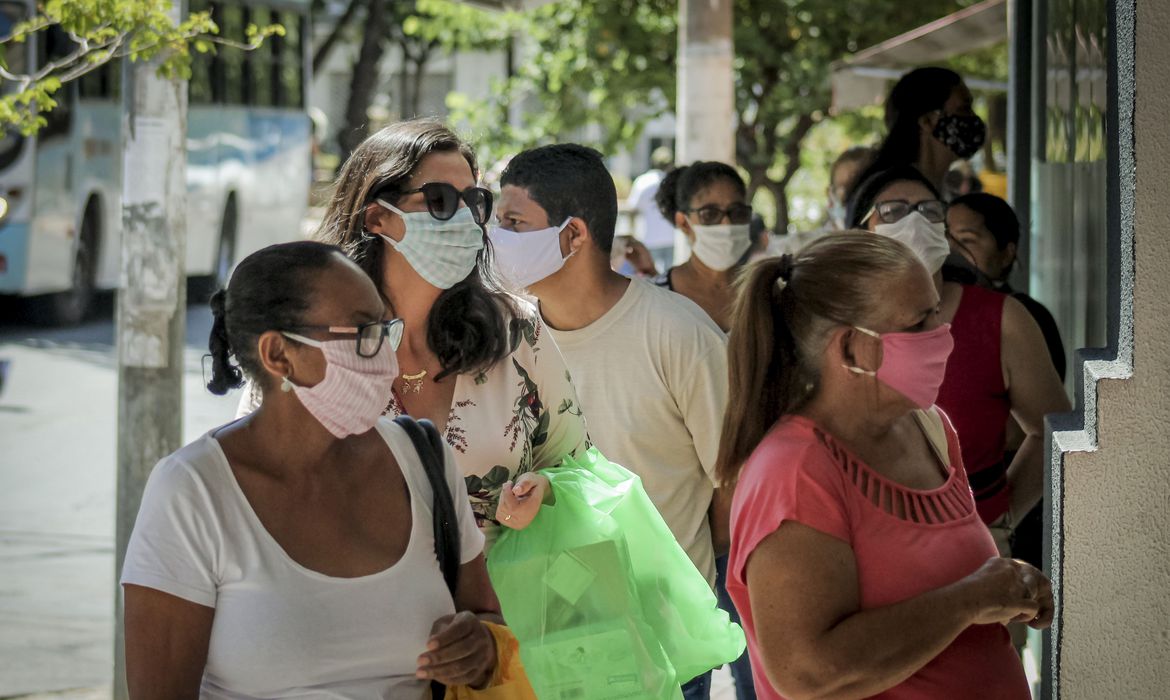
[0,295,238,696]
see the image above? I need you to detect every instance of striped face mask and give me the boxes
[377,199,485,290]
[281,333,398,439]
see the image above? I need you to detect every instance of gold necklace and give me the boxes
[401,369,428,394]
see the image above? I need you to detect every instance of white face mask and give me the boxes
[691,223,751,272]
[874,212,950,274]
[487,218,574,292]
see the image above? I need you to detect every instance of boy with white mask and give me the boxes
[490,144,730,698]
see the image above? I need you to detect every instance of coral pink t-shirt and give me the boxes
[727,411,1029,700]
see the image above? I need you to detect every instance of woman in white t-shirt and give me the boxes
[121,241,500,699]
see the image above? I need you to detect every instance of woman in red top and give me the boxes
[717,233,1052,699]
[849,167,1070,543]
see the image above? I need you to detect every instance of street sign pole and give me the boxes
[112,1,188,697]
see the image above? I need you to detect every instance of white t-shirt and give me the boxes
[546,278,728,585]
[626,169,676,249]
[120,418,485,699]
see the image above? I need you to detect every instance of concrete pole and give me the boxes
[676,0,735,163]
[674,0,735,263]
[112,2,188,697]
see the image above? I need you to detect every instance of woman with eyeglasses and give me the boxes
[652,161,754,332]
[121,241,502,698]
[848,167,1070,581]
[308,119,589,538]
[851,67,987,201]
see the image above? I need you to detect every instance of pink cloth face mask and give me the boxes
[844,323,955,409]
[281,333,398,438]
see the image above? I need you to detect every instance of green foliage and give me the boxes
[406,0,515,51]
[441,0,676,166]
[946,40,1009,81]
[0,0,281,135]
[733,0,969,228]
[434,0,974,228]
[413,0,995,230]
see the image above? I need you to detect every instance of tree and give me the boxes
[440,0,975,231]
[732,0,960,230]
[444,0,677,166]
[0,0,281,135]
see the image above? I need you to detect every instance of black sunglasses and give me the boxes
[374,182,493,226]
[685,203,753,226]
[283,318,405,358]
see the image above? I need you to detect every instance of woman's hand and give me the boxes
[622,238,659,276]
[417,611,498,688]
[957,556,1054,629]
[496,472,549,530]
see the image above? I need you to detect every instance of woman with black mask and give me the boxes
[853,67,988,202]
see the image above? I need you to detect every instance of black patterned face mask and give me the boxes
[932,113,987,159]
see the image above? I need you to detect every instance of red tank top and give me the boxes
[936,285,1011,523]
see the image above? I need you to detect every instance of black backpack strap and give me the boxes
[393,416,461,596]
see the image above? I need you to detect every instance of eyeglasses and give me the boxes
[283,318,405,358]
[865,199,947,225]
[685,203,753,226]
[373,182,494,226]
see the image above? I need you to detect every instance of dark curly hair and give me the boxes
[206,241,342,395]
[655,161,746,222]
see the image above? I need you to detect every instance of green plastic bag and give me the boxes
[487,448,746,699]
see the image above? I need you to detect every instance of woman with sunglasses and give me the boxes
[310,119,589,538]
[653,161,754,332]
[848,167,1070,580]
[121,241,502,698]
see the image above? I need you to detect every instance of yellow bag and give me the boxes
[445,622,537,700]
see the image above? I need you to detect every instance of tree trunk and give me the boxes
[408,48,432,117]
[768,180,789,234]
[766,112,817,234]
[398,44,410,118]
[338,0,389,165]
[313,0,363,75]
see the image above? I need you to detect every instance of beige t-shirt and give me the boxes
[547,278,728,585]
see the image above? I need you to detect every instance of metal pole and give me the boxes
[112,1,188,696]
[1007,0,1034,291]
[674,0,735,263]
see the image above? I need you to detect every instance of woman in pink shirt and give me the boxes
[716,232,1053,700]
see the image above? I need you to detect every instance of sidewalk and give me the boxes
[0,312,238,697]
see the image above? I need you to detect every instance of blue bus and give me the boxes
[0,0,312,324]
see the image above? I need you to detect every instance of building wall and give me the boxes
[1054,0,1170,695]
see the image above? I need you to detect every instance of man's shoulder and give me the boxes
[631,279,726,346]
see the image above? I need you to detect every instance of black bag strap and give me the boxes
[393,416,461,596]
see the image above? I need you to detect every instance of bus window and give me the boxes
[0,1,27,169]
[188,0,213,104]
[249,6,276,107]
[37,25,76,137]
[215,2,247,105]
[78,60,121,100]
[277,12,305,108]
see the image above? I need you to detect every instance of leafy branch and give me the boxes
[0,0,283,135]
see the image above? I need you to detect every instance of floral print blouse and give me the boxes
[237,308,591,529]
[384,311,590,526]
